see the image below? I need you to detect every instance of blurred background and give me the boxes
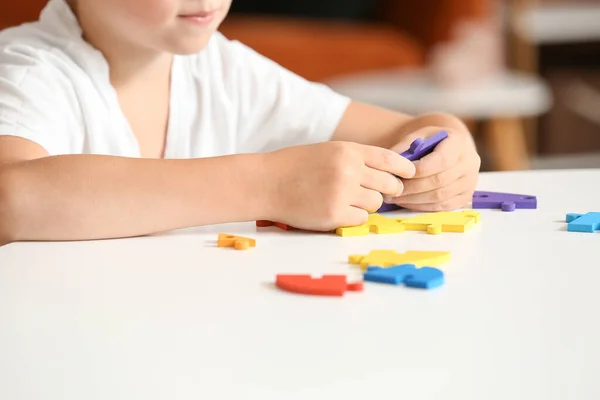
[3,0,600,171]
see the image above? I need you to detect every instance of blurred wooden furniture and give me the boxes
[327,69,552,171]
[507,0,540,74]
[505,0,542,157]
[515,0,600,47]
[504,0,600,156]
[219,17,425,84]
[510,0,600,158]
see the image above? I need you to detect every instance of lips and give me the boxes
[179,10,217,19]
[178,8,218,26]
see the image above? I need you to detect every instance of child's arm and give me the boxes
[0,136,415,245]
[332,101,481,212]
[331,101,473,148]
[0,136,272,244]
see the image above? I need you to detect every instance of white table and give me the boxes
[517,3,600,45]
[1,169,600,400]
[327,69,552,119]
[327,69,553,171]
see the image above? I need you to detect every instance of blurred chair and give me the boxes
[218,0,493,82]
[506,0,540,74]
[325,1,553,171]
[505,0,542,155]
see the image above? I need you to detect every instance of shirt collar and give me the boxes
[39,0,84,39]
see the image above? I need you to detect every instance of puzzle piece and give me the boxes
[256,220,294,231]
[400,130,449,162]
[472,191,537,212]
[566,212,600,233]
[378,130,449,213]
[336,211,481,236]
[336,213,405,237]
[217,234,256,250]
[348,250,451,270]
[275,275,364,297]
[377,203,404,213]
[395,210,481,235]
[364,265,445,289]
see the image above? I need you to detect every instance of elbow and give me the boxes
[0,165,19,245]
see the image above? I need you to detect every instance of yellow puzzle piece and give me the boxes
[396,210,481,235]
[335,211,481,236]
[348,250,451,270]
[335,213,404,237]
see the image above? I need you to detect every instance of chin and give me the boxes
[164,35,214,55]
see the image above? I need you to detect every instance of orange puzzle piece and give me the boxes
[256,220,294,231]
[217,234,256,250]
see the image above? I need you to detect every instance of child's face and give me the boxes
[77,0,233,54]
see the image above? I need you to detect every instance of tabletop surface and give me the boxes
[1,169,599,400]
[327,69,552,118]
[519,3,600,44]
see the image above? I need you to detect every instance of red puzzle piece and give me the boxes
[275,275,363,296]
[256,220,294,230]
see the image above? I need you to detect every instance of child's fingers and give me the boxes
[412,135,462,178]
[396,191,473,212]
[389,132,424,154]
[338,206,370,229]
[393,175,469,204]
[400,164,464,196]
[362,146,416,179]
[390,126,445,154]
[361,166,404,197]
[351,187,384,213]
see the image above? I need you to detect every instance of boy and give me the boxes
[0,0,481,245]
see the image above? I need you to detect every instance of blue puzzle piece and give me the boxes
[364,264,445,289]
[566,212,600,232]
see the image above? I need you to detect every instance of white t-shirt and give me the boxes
[0,0,351,158]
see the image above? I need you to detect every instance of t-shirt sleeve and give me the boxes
[0,46,81,156]
[214,33,352,153]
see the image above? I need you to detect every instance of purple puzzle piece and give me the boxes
[472,191,537,212]
[400,130,449,161]
[377,202,403,213]
[377,130,448,213]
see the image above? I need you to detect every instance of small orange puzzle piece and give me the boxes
[217,234,256,250]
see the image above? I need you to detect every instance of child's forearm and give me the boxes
[395,112,474,142]
[0,154,271,244]
[332,101,473,148]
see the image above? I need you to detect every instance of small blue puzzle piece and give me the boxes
[566,212,600,232]
[364,264,444,289]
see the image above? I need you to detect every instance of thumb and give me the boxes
[390,132,422,154]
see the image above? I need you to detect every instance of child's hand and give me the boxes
[385,127,481,212]
[264,142,416,231]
